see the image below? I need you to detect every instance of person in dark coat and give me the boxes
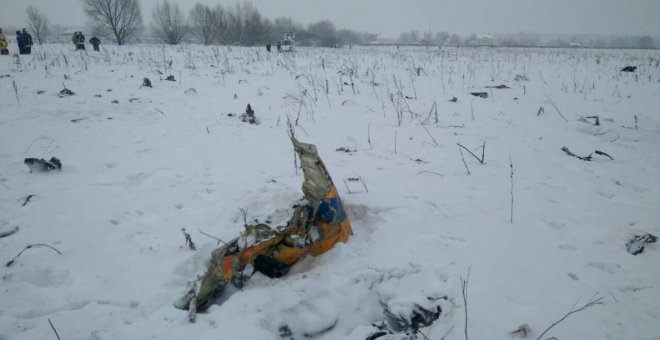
[22,29,33,54]
[16,31,25,54]
[76,32,85,50]
[89,36,101,51]
[277,41,282,53]
[266,43,271,52]
[72,32,78,48]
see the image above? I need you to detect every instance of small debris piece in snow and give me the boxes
[142,78,152,88]
[471,92,488,98]
[111,100,119,104]
[561,146,592,161]
[336,147,356,153]
[365,330,389,340]
[22,194,36,206]
[486,84,510,89]
[383,301,442,333]
[620,66,637,72]
[510,324,532,338]
[24,157,62,173]
[58,88,74,97]
[0,226,19,238]
[240,103,258,124]
[184,88,197,95]
[594,150,614,160]
[279,324,294,339]
[0,74,10,78]
[37,90,45,94]
[585,115,600,125]
[449,96,458,102]
[165,75,175,81]
[514,74,529,81]
[626,233,657,255]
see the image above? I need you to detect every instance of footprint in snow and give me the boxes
[587,261,621,274]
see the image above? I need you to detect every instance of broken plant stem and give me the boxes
[48,318,61,340]
[536,294,604,340]
[181,228,196,250]
[458,143,471,175]
[457,142,486,164]
[367,124,373,150]
[359,175,369,193]
[13,79,20,106]
[543,92,568,122]
[510,156,514,224]
[239,208,249,228]
[422,126,439,146]
[198,229,227,245]
[461,268,470,340]
[6,243,62,267]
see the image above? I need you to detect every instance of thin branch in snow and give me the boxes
[6,243,62,267]
[22,194,37,206]
[198,229,226,245]
[458,143,471,175]
[394,130,398,154]
[536,294,604,340]
[461,268,470,340]
[359,175,369,193]
[417,171,444,177]
[48,319,61,340]
[510,156,515,224]
[543,92,568,122]
[422,126,439,146]
[13,80,20,106]
[367,124,373,150]
[239,208,249,228]
[457,141,486,164]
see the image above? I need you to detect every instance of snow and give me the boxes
[1,43,659,340]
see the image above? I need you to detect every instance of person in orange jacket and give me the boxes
[0,28,9,55]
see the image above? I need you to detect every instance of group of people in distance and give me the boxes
[72,32,101,51]
[0,28,101,55]
[0,28,32,55]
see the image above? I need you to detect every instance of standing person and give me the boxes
[72,32,78,48]
[276,41,282,53]
[16,31,25,54]
[76,32,85,50]
[89,36,100,51]
[266,43,271,52]
[22,29,33,55]
[0,28,9,55]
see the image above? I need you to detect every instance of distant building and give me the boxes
[469,34,495,47]
[371,35,394,45]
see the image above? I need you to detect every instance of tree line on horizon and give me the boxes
[9,0,659,49]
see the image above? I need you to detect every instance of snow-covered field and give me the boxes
[1,43,659,340]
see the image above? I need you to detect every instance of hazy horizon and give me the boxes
[1,0,659,37]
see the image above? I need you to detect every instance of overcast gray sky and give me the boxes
[1,0,659,36]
